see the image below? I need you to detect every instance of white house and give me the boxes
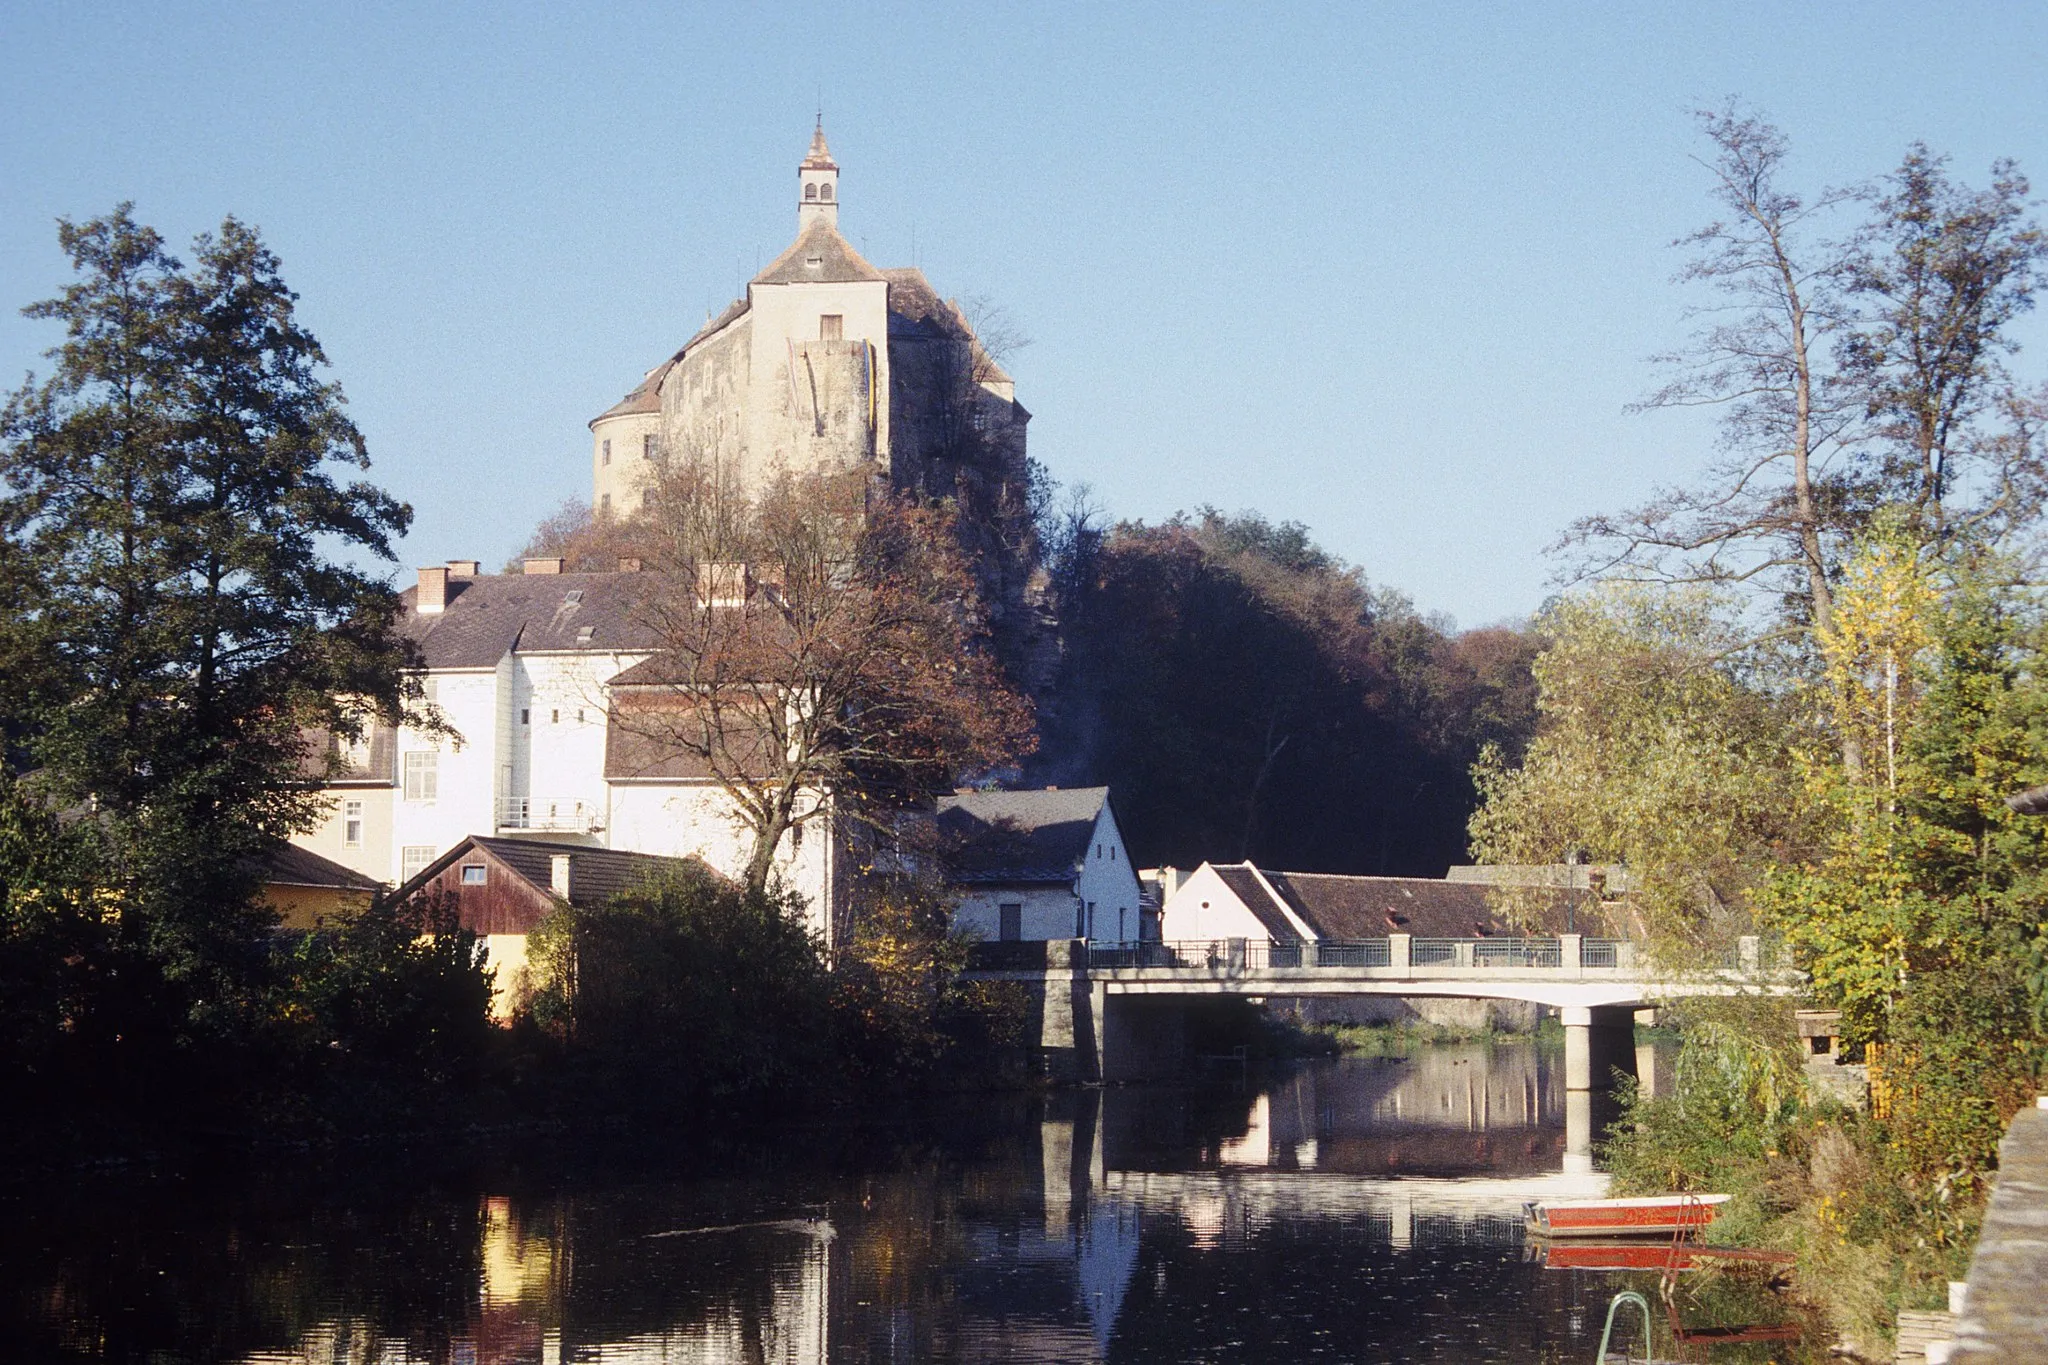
[294,558,839,945]
[936,787,1147,944]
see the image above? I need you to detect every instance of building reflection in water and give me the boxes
[16,1043,1685,1364]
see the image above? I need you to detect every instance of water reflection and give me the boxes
[8,1040,1807,1364]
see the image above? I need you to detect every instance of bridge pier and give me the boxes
[1561,1005,1638,1092]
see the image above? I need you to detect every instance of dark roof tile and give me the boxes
[401,571,662,669]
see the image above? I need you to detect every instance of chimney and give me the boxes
[446,559,481,578]
[417,566,450,614]
[1044,785,1058,792]
[617,556,642,573]
[524,557,565,576]
[550,853,572,899]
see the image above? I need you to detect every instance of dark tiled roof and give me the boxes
[1209,864,1304,939]
[466,836,717,909]
[254,841,383,892]
[883,268,1014,385]
[753,217,887,286]
[401,571,663,669]
[594,356,676,423]
[936,787,1107,885]
[1262,870,1580,939]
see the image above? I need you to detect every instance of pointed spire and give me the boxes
[803,118,836,170]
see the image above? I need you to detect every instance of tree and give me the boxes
[1564,111,2045,657]
[1467,584,1811,951]
[1040,507,1532,875]
[617,464,1036,899]
[0,205,417,1055]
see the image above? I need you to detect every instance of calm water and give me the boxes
[4,1043,1814,1363]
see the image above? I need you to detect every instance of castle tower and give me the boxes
[797,121,839,229]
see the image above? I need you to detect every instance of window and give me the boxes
[642,488,652,509]
[564,589,583,606]
[601,438,611,465]
[805,183,818,200]
[343,799,363,849]
[402,751,438,801]
[999,903,1022,942]
[819,183,832,201]
[550,709,559,724]
[575,708,586,723]
[789,822,804,851]
[1119,907,1127,942]
[1110,845,1117,861]
[460,864,487,885]
[643,433,656,459]
[819,314,843,340]
[575,626,594,645]
[600,492,611,515]
[1075,901,1088,938]
[1088,902,1097,938]
[520,709,530,725]
[1095,843,1102,859]
[401,845,435,883]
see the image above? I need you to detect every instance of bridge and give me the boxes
[964,934,1796,1091]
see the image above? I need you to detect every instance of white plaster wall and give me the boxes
[746,277,890,488]
[1072,805,1145,943]
[389,669,498,883]
[952,886,1080,943]
[299,786,395,885]
[518,652,635,824]
[591,409,662,518]
[662,314,751,488]
[1159,864,1279,943]
[607,782,834,944]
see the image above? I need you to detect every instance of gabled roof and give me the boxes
[1188,862,1588,940]
[752,216,887,287]
[253,841,384,892]
[401,571,662,669]
[936,787,1109,886]
[401,834,717,910]
[1208,864,1308,939]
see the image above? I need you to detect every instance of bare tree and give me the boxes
[1561,106,1864,638]
[615,465,1036,898]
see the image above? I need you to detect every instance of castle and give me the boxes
[589,124,1031,525]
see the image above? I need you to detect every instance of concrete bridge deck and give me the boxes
[965,935,1798,1089]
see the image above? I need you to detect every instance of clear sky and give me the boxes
[3,2,2044,628]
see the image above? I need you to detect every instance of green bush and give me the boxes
[524,865,834,1111]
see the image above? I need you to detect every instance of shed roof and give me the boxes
[401,571,662,668]
[936,787,1109,885]
[253,841,384,892]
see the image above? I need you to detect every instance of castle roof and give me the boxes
[883,268,1014,386]
[593,356,675,423]
[802,122,837,171]
[752,216,886,287]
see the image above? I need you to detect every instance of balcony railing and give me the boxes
[497,796,600,833]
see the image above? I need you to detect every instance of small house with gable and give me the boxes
[936,787,1147,944]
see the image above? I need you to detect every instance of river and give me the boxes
[4,1040,1815,1363]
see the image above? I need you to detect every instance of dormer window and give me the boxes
[563,589,583,606]
[805,256,823,269]
[576,626,594,645]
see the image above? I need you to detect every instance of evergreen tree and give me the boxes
[0,206,416,1067]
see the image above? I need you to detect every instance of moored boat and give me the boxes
[1524,1193,1728,1238]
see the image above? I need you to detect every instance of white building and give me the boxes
[936,787,1146,944]
[294,558,838,944]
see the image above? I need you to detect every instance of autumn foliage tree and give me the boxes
[615,462,1036,900]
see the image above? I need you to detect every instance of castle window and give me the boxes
[643,434,656,459]
[804,183,817,200]
[601,438,611,466]
[819,183,832,201]
[819,314,843,340]
[600,492,611,516]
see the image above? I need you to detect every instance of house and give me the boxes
[936,787,1147,944]
[393,834,717,1017]
[1159,861,1591,944]
[253,842,383,931]
[292,558,840,948]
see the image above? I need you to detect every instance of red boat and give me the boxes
[1524,1193,1728,1238]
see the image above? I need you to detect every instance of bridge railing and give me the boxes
[973,936,1657,974]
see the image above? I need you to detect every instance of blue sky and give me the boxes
[3,2,2044,628]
